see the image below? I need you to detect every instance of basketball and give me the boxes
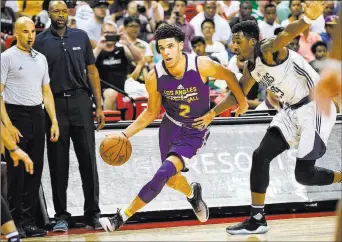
[99,134,132,166]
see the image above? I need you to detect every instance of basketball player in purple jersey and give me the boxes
[99,24,248,232]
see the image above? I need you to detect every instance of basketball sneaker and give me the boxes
[226,214,269,235]
[99,209,124,232]
[187,182,209,222]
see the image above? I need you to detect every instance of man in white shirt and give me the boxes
[124,16,154,69]
[82,0,111,48]
[258,3,280,39]
[201,19,228,66]
[190,0,231,44]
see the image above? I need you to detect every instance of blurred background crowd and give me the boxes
[1,0,341,119]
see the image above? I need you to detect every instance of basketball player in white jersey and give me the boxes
[193,1,342,235]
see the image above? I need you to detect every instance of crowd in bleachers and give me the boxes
[1,0,341,121]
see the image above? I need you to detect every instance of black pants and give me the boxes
[5,104,45,225]
[46,90,100,222]
[1,195,13,226]
[250,127,335,194]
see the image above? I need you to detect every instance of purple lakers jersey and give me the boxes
[155,53,210,125]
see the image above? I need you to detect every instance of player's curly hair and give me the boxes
[155,24,185,45]
[232,20,260,41]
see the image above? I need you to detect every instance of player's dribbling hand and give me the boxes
[192,109,216,131]
[235,101,249,117]
[302,1,326,20]
[10,148,34,175]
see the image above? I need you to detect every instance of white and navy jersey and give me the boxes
[247,41,320,105]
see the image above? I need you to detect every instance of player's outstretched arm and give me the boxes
[193,60,252,129]
[199,56,248,114]
[267,1,326,54]
[122,69,162,138]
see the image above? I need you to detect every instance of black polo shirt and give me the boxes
[33,27,95,94]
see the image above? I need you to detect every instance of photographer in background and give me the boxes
[116,1,152,42]
[168,0,194,53]
[94,22,143,110]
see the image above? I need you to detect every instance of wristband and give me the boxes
[303,16,314,24]
[9,146,19,153]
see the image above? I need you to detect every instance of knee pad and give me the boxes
[138,160,177,203]
[295,160,315,185]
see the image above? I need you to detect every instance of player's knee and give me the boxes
[252,147,268,168]
[103,88,118,100]
[295,162,314,185]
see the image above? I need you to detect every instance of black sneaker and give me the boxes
[226,215,269,235]
[187,182,209,222]
[22,224,47,238]
[15,223,27,238]
[86,217,104,231]
[99,209,124,232]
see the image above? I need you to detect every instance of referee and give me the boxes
[33,1,105,231]
[1,17,59,238]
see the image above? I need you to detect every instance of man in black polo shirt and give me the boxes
[33,1,105,232]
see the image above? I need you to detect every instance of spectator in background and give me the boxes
[191,36,207,57]
[1,0,16,45]
[281,0,303,28]
[200,19,228,66]
[75,0,95,23]
[217,0,240,21]
[83,0,111,48]
[320,15,338,45]
[298,14,322,62]
[116,1,151,42]
[108,0,129,22]
[276,1,290,24]
[150,21,167,63]
[168,0,195,53]
[258,3,280,39]
[309,41,327,73]
[190,36,226,93]
[124,59,149,99]
[229,1,253,28]
[17,0,42,18]
[191,0,231,45]
[324,1,336,18]
[159,0,173,20]
[138,0,164,32]
[94,22,143,110]
[124,16,154,69]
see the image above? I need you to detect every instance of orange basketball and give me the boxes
[99,134,132,166]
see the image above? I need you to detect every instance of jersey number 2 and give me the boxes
[179,104,190,117]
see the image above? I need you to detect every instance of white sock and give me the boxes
[121,210,129,222]
[5,231,19,239]
[187,186,194,199]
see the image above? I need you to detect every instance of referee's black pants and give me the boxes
[46,90,100,223]
[4,104,45,225]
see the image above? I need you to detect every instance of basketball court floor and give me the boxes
[25,213,337,241]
